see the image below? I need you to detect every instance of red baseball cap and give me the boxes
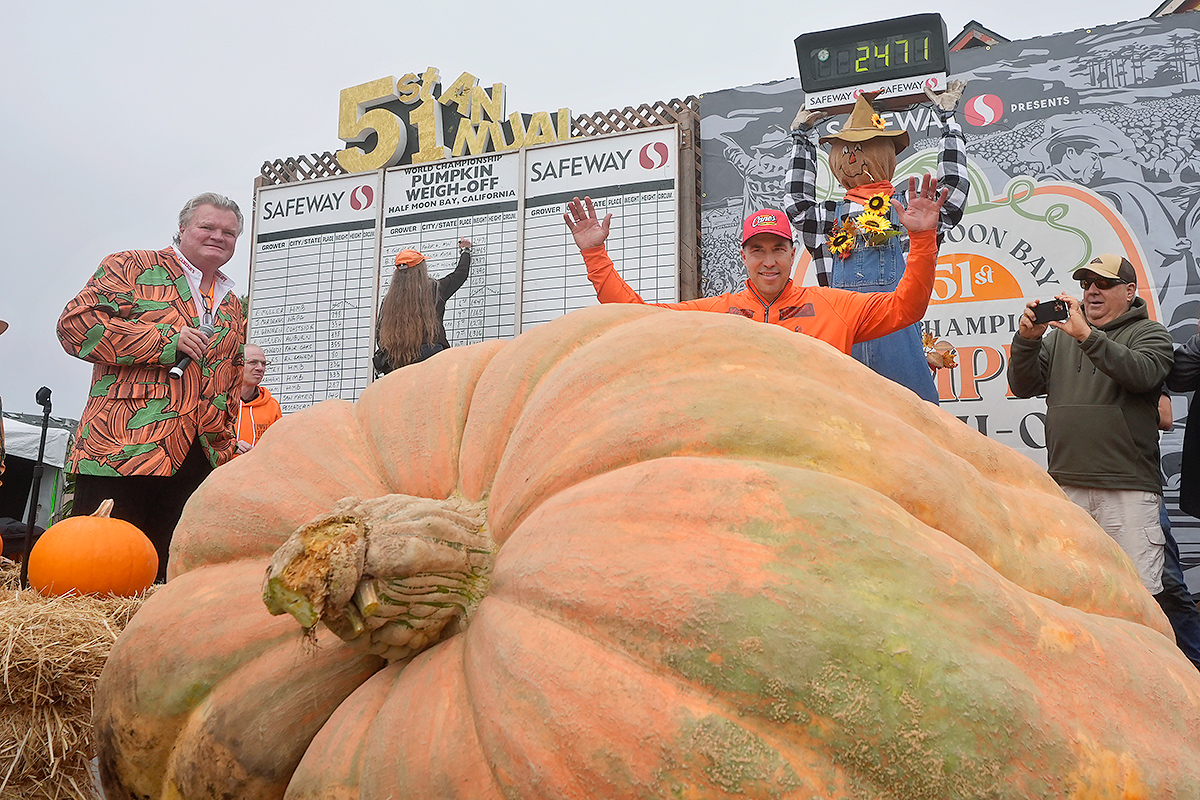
[741,210,794,246]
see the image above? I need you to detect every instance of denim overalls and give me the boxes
[830,199,939,404]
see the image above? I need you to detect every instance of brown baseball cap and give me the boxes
[1073,254,1136,284]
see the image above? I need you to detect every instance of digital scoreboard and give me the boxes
[795,14,950,113]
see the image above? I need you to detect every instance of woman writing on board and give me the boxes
[373,237,472,376]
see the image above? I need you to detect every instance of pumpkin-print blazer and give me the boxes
[57,248,244,477]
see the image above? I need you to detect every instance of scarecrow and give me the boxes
[784,82,968,403]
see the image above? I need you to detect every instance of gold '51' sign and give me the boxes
[336,68,572,173]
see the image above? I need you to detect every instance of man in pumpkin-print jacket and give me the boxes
[57,192,245,581]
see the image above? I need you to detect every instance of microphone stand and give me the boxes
[19,387,52,589]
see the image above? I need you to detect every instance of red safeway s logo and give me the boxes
[350,185,374,210]
[964,95,1004,127]
[639,142,670,170]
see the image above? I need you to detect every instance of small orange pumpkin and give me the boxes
[28,499,158,597]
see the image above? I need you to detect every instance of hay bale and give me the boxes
[0,557,153,800]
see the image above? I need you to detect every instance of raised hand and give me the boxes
[892,174,949,233]
[563,197,612,250]
[925,79,967,112]
[791,105,829,131]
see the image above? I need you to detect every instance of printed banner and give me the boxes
[699,13,1200,567]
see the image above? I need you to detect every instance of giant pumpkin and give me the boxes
[94,304,1200,800]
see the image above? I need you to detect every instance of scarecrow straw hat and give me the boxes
[820,91,910,153]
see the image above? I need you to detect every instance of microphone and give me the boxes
[169,322,215,379]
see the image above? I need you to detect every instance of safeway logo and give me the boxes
[349,185,374,210]
[965,95,1004,127]
[639,142,670,170]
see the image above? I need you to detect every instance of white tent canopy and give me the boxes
[3,416,71,469]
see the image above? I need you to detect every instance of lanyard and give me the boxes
[172,245,222,325]
[200,281,217,325]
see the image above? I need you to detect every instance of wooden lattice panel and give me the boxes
[571,97,700,137]
[259,152,347,186]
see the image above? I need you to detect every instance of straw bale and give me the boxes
[0,558,155,800]
[0,705,94,798]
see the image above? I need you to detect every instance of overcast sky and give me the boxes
[0,0,1157,420]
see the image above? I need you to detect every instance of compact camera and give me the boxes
[1031,300,1069,324]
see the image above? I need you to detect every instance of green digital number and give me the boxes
[856,45,870,73]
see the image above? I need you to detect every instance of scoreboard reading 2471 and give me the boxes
[795,13,951,113]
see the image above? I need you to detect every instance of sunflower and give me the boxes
[855,212,899,247]
[854,212,892,236]
[827,219,856,258]
[864,192,890,214]
[870,113,887,130]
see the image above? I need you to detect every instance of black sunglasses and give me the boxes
[1079,276,1127,290]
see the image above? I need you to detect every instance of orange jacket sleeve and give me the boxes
[841,229,938,343]
[580,246,729,312]
[581,246,647,305]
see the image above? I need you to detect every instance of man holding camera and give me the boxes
[1008,254,1176,609]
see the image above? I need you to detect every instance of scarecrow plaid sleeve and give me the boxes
[934,108,970,242]
[783,126,839,287]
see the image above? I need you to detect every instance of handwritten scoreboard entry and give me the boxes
[249,126,680,414]
[248,172,382,413]
[381,152,521,345]
[521,127,679,328]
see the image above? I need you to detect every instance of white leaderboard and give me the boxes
[382,153,521,346]
[248,127,679,411]
[249,173,381,413]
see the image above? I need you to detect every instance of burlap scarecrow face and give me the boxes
[821,93,909,190]
[828,138,898,189]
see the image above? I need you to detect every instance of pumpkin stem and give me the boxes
[92,498,116,518]
[262,494,493,663]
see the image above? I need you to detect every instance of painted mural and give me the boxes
[699,13,1200,573]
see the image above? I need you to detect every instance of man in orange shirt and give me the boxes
[563,173,947,356]
[235,343,282,455]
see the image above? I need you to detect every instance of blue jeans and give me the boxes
[831,206,939,404]
[1158,503,1200,671]
[850,323,939,404]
